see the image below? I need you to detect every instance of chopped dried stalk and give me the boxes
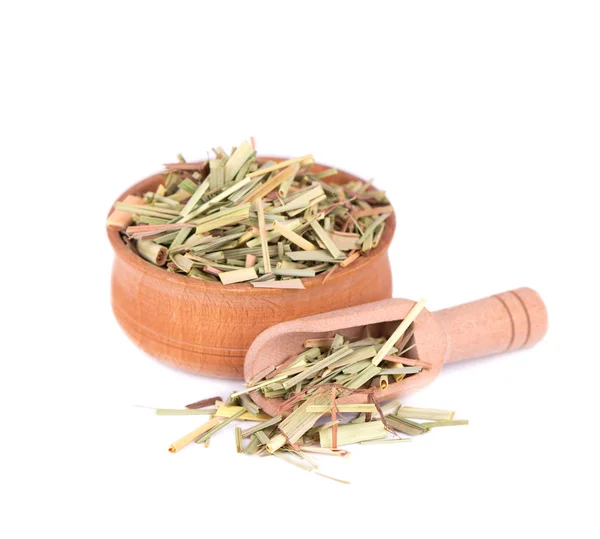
[304,338,334,348]
[379,367,423,375]
[394,406,455,421]
[235,427,243,453]
[386,416,429,436]
[136,239,168,266]
[185,396,221,409]
[241,415,283,438]
[107,195,144,229]
[214,405,269,421]
[372,300,426,366]
[320,421,387,448]
[168,418,222,453]
[195,408,246,444]
[218,267,258,285]
[255,198,272,274]
[272,221,318,251]
[419,419,469,428]
[310,220,342,258]
[239,394,261,416]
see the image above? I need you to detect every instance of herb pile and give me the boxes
[149,304,467,483]
[108,140,393,287]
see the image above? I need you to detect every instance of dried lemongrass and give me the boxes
[107,195,145,229]
[136,240,168,266]
[320,421,388,448]
[419,419,469,428]
[395,406,455,421]
[168,417,222,453]
[214,405,270,421]
[151,304,469,481]
[372,300,426,366]
[113,140,392,285]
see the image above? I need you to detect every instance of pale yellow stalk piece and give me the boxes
[218,267,258,285]
[214,406,270,421]
[255,198,271,273]
[320,421,388,448]
[168,417,221,453]
[230,373,288,397]
[420,419,468,428]
[245,254,257,268]
[242,163,301,203]
[395,406,455,421]
[372,300,426,366]
[272,220,318,251]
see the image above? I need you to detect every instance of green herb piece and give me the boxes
[372,300,426,366]
[320,421,387,448]
[419,419,469,428]
[241,415,283,438]
[194,408,246,444]
[394,406,455,421]
[235,427,243,453]
[218,267,258,285]
[385,415,429,436]
[136,240,168,266]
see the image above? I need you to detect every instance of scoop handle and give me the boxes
[434,287,548,364]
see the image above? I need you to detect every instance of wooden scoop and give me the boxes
[244,287,548,417]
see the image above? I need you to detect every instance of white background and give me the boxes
[1,1,599,538]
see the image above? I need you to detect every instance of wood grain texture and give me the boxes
[107,158,396,378]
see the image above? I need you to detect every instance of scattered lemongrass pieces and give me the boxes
[386,416,429,436]
[195,408,246,444]
[168,418,221,453]
[214,405,270,421]
[320,421,388,448]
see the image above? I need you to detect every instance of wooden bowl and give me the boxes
[107,158,396,379]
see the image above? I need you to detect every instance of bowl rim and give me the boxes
[107,156,396,294]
